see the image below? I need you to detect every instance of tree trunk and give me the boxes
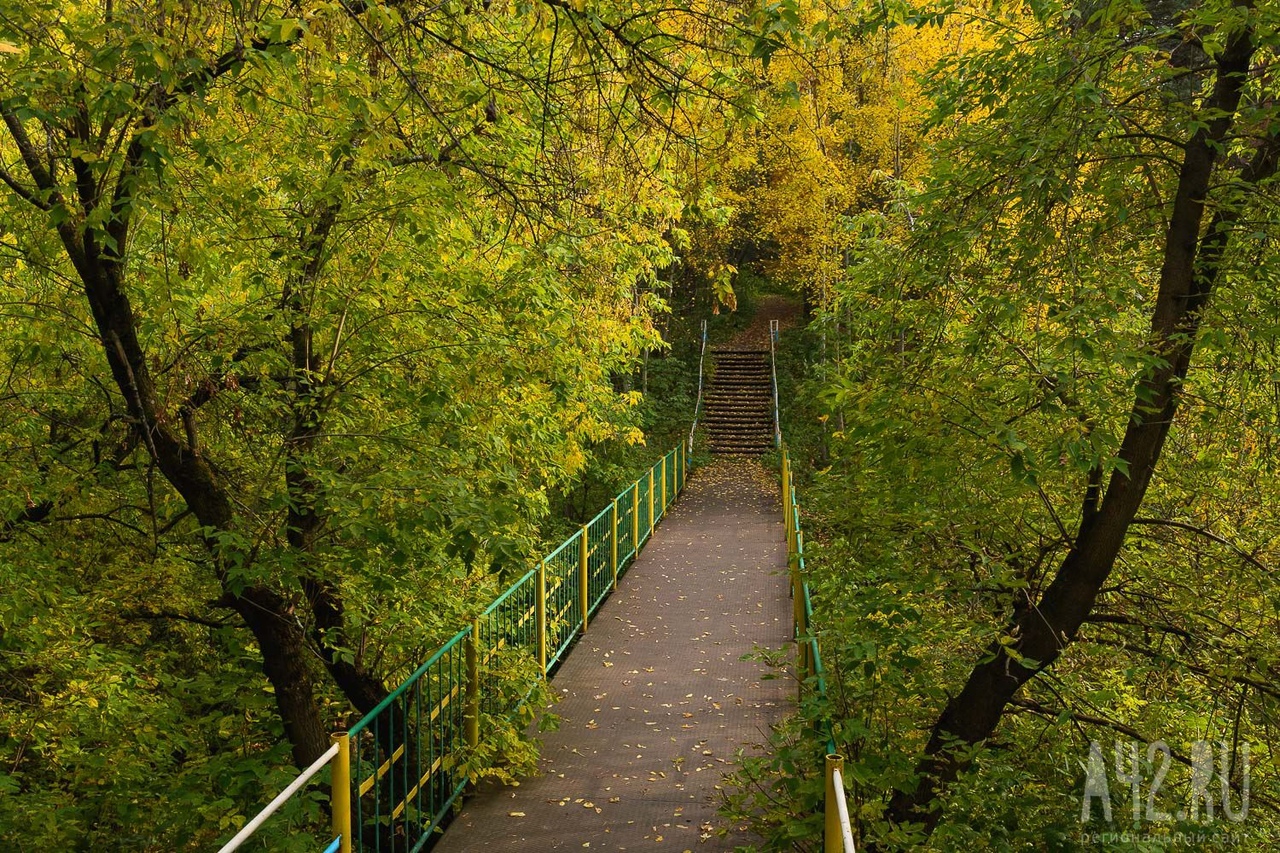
[0,109,332,767]
[235,588,333,766]
[885,22,1270,835]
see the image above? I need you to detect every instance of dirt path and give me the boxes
[434,459,791,851]
[722,294,802,351]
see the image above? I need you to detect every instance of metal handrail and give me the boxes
[829,761,856,852]
[215,442,692,853]
[782,427,855,850]
[216,741,341,853]
[769,319,781,447]
[688,319,708,452]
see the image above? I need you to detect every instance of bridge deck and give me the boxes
[435,459,792,851]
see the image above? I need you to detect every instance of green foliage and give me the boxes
[726,0,1280,848]
[464,649,553,787]
[0,0,762,845]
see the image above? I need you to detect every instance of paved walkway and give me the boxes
[436,459,792,851]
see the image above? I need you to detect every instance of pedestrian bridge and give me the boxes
[217,332,840,853]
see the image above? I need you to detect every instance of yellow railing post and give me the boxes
[648,468,655,535]
[662,454,668,512]
[781,452,791,532]
[610,499,619,590]
[678,442,685,492]
[825,754,845,853]
[537,559,547,677]
[579,525,589,632]
[331,732,351,853]
[793,560,805,687]
[783,499,793,558]
[632,485,640,553]
[465,620,480,749]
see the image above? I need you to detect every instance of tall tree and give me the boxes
[0,0,756,844]
[886,0,1280,834]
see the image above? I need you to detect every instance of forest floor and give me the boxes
[434,459,791,851]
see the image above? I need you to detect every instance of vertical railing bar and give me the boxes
[373,715,382,853]
[465,620,479,751]
[538,560,546,676]
[351,732,360,853]
[648,468,655,537]
[415,673,423,837]
[579,526,589,633]
[632,483,640,560]
[399,680,408,843]
[611,498,619,591]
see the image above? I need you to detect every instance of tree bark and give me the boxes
[281,201,396,715]
[885,18,1272,835]
[0,106,333,768]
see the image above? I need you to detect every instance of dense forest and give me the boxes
[1,0,1277,850]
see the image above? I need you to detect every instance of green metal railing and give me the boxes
[343,631,469,853]
[782,448,852,852]
[334,444,688,853]
[215,443,691,853]
[775,323,852,851]
[216,445,689,853]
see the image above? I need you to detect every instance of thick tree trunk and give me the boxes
[282,202,395,716]
[885,22,1270,835]
[235,588,334,765]
[0,109,333,767]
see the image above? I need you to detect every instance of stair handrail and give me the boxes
[769,319,781,448]
[688,319,708,453]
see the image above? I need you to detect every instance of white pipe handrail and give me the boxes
[688,319,708,452]
[769,319,781,447]
[216,741,341,853]
[831,765,856,853]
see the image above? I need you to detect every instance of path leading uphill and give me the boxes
[435,459,792,851]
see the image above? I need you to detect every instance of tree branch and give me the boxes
[0,165,50,209]
[122,609,239,630]
[1129,518,1272,575]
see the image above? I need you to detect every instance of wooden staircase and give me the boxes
[704,349,775,455]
